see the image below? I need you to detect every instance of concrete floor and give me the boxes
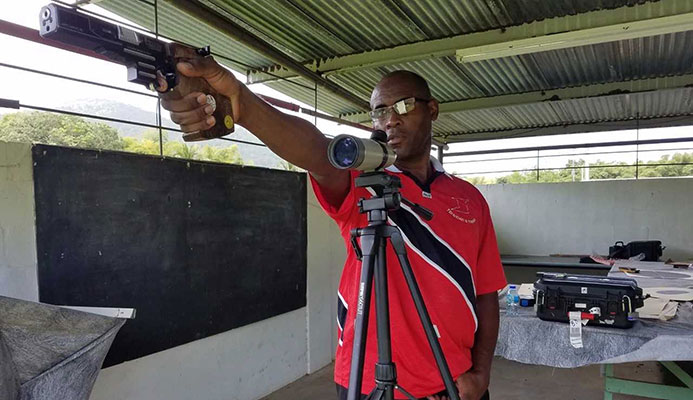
[261,358,664,400]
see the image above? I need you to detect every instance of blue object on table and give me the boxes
[519,297,535,307]
[506,285,520,316]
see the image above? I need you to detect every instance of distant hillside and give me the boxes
[62,98,285,169]
[64,98,163,138]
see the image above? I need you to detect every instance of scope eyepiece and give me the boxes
[327,131,396,171]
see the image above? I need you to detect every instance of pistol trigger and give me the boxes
[196,46,211,57]
[164,72,177,91]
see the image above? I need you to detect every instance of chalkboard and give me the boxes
[33,144,307,366]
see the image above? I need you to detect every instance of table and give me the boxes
[501,255,612,271]
[494,261,693,399]
[500,255,612,286]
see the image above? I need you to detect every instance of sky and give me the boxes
[0,0,367,132]
[1,0,692,177]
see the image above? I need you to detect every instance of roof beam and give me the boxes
[0,19,113,64]
[446,136,693,157]
[441,116,693,144]
[247,0,693,83]
[166,0,369,110]
[341,74,693,123]
[457,12,693,63]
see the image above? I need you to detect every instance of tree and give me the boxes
[0,111,245,166]
[163,142,243,164]
[122,137,161,155]
[639,153,693,178]
[141,129,169,143]
[462,176,494,185]
[0,111,124,151]
[121,138,244,165]
[469,153,693,185]
[164,141,199,159]
[278,161,304,172]
[587,160,635,180]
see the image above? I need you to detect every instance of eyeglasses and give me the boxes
[369,97,429,122]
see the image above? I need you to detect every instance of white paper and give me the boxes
[643,287,693,302]
[638,297,679,321]
[518,283,534,298]
[569,311,583,348]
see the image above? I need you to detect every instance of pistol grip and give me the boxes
[159,75,234,142]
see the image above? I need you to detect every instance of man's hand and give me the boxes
[426,369,489,400]
[158,44,242,134]
[455,369,489,400]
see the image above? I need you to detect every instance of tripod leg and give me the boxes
[373,228,395,400]
[347,229,379,400]
[387,228,461,400]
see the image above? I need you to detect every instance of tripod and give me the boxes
[346,171,460,400]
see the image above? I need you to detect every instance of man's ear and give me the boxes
[428,98,439,121]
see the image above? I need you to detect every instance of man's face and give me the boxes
[370,76,438,163]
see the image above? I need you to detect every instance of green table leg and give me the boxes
[602,364,614,400]
[660,361,693,389]
[602,362,693,400]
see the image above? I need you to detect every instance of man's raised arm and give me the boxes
[159,48,350,207]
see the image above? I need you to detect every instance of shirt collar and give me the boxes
[385,156,446,173]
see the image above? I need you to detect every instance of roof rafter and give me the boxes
[442,116,693,144]
[456,12,693,64]
[247,0,693,84]
[341,74,693,123]
[167,0,369,110]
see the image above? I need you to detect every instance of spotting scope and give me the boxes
[327,130,396,171]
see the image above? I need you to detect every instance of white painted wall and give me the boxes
[90,308,308,400]
[477,178,693,260]
[306,183,344,373]
[0,141,38,301]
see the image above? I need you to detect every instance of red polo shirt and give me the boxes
[310,158,506,398]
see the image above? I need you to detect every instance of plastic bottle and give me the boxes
[506,285,519,316]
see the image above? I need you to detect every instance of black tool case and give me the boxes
[534,273,645,328]
[609,240,664,261]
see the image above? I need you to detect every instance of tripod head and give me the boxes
[355,172,402,220]
[355,171,433,222]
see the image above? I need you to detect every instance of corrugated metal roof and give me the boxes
[516,32,693,87]
[442,87,693,137]
[100,0,275,71]
[214,0,426,56]
[98,0,693,141]
[204,0,653,57]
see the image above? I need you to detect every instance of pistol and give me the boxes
[39,3,234,142]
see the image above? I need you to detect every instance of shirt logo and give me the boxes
[447,197,476,224]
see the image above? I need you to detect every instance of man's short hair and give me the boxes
[379,70,431,99]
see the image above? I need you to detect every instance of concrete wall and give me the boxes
[477,178,693,260]
[0,140,344,400]
[0,142,38,301]
[306,183,345,373]
[91,308,308,400]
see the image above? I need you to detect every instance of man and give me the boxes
[159,48,506,400]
